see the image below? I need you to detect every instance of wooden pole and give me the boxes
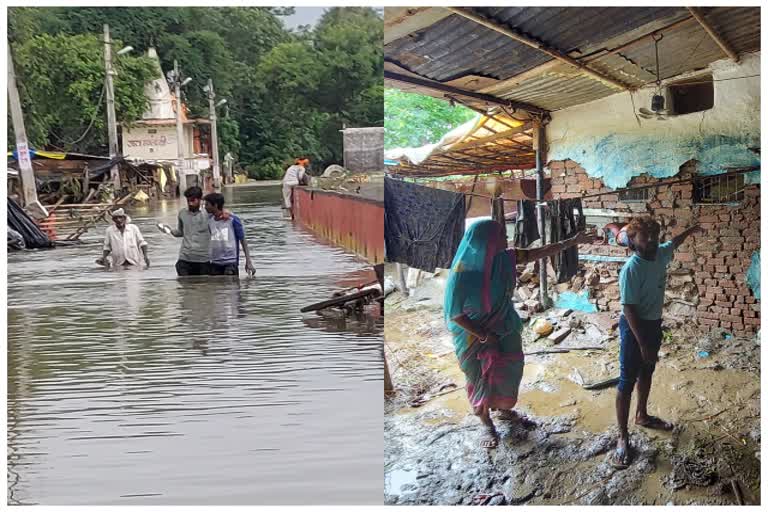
[466,173,479,214]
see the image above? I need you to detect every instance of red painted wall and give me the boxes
[293,187,384,264]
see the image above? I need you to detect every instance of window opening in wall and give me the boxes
[668,74,714,115]
[694,173,745,204]
[148,129,157,134]
[618,187,651,202]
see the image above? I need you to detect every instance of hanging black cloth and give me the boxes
[514,199,540,248]
[384,177,466,272]
[548,198,584,283]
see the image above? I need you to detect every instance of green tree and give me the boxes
[9,33,155,153]
[384,89,477,149]
[8,7,383,179]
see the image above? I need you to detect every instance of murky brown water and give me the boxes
[7,186,383,505]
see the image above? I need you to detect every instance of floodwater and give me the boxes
[7,186,383,505]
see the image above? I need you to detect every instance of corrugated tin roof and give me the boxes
[385,6,761,112]
[703,6,761,55]
[386,7,687,82]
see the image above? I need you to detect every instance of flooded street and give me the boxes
[7,186,383,505]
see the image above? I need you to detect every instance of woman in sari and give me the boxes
[444,219,592,448]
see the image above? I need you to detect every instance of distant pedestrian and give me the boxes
[159,186,211,276]
[282,157,310,219]
[99,209,150,270]
[203,192,255,277]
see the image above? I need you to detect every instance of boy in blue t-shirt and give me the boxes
[612,217,702,469]
[203,193,256,277]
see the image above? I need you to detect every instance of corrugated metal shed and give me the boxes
[385,6,760,113]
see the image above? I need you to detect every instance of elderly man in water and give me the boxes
[612,217,702,469]
[99,208,150,270]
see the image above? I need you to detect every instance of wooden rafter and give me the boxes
[687,7,739,63]
[439,123,533,153]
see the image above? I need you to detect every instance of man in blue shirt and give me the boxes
[203,193,256,277]
[613,217,702,469]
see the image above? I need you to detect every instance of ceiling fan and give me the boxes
[637,34,672,121]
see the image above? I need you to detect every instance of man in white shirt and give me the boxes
[100,209,150,269]
[281,157,310,219]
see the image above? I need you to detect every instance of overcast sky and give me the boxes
[281,7,328,29]
[281,6,383,29]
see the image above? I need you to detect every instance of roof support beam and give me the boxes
[384,70,548,115]
[447,7,630,91]
[440,123,533,153]
[687,7,740,63]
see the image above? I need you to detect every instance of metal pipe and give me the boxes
[535,121,548,307]
[384,70,548,115]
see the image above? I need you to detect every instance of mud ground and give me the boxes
[384,287,760,506]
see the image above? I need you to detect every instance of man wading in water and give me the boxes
[158,186,211,276]
[99,208,150,270]
[203,192,256,277]
[613,217,702,468]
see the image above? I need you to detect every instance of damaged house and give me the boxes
[384,6,760,506]
[384,5,760,334]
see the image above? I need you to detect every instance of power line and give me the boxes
[50,84,107,147]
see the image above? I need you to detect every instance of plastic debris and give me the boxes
[697,351,710,358]
[555,290,598,313]
[532,318,554,337]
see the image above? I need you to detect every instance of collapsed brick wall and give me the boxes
[548,159,760,335]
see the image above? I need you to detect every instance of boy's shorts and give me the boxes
[618,315,663,393]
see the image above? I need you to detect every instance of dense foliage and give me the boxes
[8,7,383,179]
[384,89,476,149]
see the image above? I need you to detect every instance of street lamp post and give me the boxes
[103,25,133,197]
[170,60,192,196]
[205,79,225,191]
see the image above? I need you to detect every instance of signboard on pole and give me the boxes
[17,142,32,171]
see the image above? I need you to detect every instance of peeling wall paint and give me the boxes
[547,52,760,189]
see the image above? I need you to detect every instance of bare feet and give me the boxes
[611,435,632,469]
[636,415,674,431]
[481,425,499,449]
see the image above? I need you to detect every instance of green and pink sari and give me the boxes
[444,220,524,416]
